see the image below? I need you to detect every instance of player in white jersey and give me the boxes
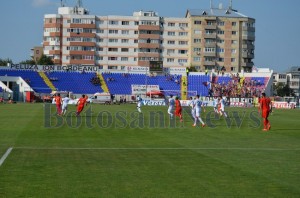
[193,95,206,127]
[168,95,175,119]
[218,96,228,118]
[213,97,219,115]
[136,95,143,113]
[62,95,71,116]
[187,96,196,120]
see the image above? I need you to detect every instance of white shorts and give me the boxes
[62,104,68,110]
[168,106,174,114]
[195,109,202,117]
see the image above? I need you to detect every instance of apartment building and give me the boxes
[273,67,300,96]
[43,3,255,72]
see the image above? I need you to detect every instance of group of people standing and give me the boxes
[54,93,88,116]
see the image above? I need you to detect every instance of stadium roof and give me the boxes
[186,8,249,18]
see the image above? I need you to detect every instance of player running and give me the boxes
[193,95,206,127]
[168,95,175,119]
[175,96,183,122]
[218,96,228,118]
[187,96,196,121]
[259,92,272,131]
[136,95,143,113]
[54,93,62,115]
[76,94,88,116]
[62,93,71,116]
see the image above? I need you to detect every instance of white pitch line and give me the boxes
[13,147,300,151]
[0,147,13,167]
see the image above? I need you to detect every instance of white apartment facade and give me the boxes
[43,4,255,72]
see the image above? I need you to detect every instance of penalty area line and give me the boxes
[0,147,13,167]
[12,147,300,151]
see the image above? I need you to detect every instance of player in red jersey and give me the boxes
[175,96,183,122]
[54,93,62,115]
[259,93,272,131]
[76,94,88,116]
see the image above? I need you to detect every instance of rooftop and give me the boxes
[186,8,249,18]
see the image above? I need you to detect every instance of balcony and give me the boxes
[204,61,215,66]
[205,24,217,29]
[70,23,96,29]
[204,42,216,48]
[138,34,160,39]
[242,44,255,50]
[241,62,254,67]
[204,33,217,39]
[242,52,254,59]
[242,26,255,32]
[138,25,160,31]
[203,52,216,57]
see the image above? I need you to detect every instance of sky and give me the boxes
[0,0,299,73]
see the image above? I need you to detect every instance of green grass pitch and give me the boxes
[0,103,299,197]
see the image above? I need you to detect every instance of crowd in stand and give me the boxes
[209,73,265,98]
[90,73,101,86]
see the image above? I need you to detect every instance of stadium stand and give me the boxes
[102,73,181,95]
[187,75,210,97]
[44,71,103,94]
[0,69,51,93]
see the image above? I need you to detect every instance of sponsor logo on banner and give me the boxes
[143,100,166,106]
[131,84,160,95]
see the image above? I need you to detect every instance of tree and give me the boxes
[0,58,13,66]
[37,54,54,65]
[273,82,295,97]
[20,59,36,65]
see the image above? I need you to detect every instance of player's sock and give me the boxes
[198,117,205,125]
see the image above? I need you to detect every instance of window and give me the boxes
[231,49,236,53]
[205,57,214,61]
[97,29,104,34]
[121,48,129,52]
[179,23,188,27]
[109,21,118,25]
[108,48,118,52]
[178,59,187,63]
[205,39,215,43]
[109,30,118,34]
[232,31,237,35]
[108,57,118,60]
[194,57,201,62]
[179,41,188,45]
[178,50,187,54]
[194,30,201,34]
[231,40,237,44]
[122,30,129,35]
[217,21,224,26]
[194,39,201,43]
[168,31,175,36]
[231,67,236,71]
[194,48,201,52]
[108,66,118,70]
[121,57,128,61]
[179,32,188,36]
[109,39,118,43]
[231,58,236,62]
[121,39,129,43]
[168,22,175,27]
[217,48,224,53]
[217,30,224,34]
[205,47,215,52]
[122,21,129,25]
[194,20,201,25]
[167,49,175,54]
[206,30,214,34]
[217,39,224,44]
[218,58,224,62]
[232,22,237,26]
[167,40,175,45]
[134,31,138,34]
[167,58,174,62]
[207,21,214,25]
[134,21,139,25]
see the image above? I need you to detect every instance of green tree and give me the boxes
[37,54,54,65]
[0,58,13,66]
[20,59,36,65]
[274,82,295,97]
